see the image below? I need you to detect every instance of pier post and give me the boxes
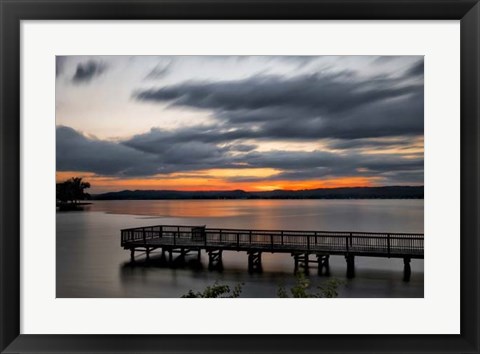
[160,248,166,262]
[197,249,201,262]
[146,248,150,262]
[163,247,191,268]
[403,257,411,282]
[304,253,310,275]
[317,254,330,276]
[179,248,186,264]
[130,248,135,263]
[208,250,223,271]
[247,251,263,274]
[292,253,309,275]
[346,254,355,278]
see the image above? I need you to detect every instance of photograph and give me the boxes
[56,55,424,298]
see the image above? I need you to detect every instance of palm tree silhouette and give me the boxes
[56,177,91,206]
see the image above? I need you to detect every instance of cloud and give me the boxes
[122,126,422,183]
[240,149,422,173]
[72,60,107,83]
[57,126,238,176]
[56,56,68,77]
[57,56,424,186]
[379,170,424,184]
[327,137,422,151]
[227,150,423,183]
[405,60,424,78]
[134,71,423,140]
[144,61,172,80]
[56,126,159,176]
[57,125,423,185]
[122,125,258,154]
[229,143,257,152]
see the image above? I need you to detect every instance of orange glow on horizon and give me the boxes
[252,177,377,191]
[56,170,381,194]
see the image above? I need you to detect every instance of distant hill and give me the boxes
[92,186,423,200]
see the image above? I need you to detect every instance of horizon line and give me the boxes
[91,185,424,195]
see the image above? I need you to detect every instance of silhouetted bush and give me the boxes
[56,177,91,206]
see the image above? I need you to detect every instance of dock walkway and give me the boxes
[121,225,423,280]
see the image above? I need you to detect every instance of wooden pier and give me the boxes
[121,225,423,281]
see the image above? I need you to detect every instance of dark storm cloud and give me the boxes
[240,150,344,170]
[124,127,423,182]
[134,72,423,140]
[240,150,423,173]
[229,143,257,152]
[57,126,158,176]
[72,60,107,83]
[227,150,423,183]
[58,125,423,184]
[136,73,404,113]
[379,170,424,184]
[121,127,253,170]
[155,141,230,166]
[56,126,237,176]
[231,167,424,185]
[327,137,421,150]
[405,60,424,78]
[122,125,258,152]
[225,167,343,183]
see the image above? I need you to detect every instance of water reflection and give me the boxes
[57,199,424,298]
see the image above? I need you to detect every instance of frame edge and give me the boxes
[1,0,479,353]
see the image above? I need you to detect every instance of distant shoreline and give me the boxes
[92,186,424,201]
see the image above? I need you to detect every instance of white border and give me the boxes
[21,21,460,334]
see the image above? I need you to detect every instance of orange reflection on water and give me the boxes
[91,199,296,218]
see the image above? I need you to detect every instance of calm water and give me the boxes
[56,199,424,298]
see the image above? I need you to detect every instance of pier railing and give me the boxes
[121,225,423,258]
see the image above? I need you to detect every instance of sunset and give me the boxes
[56,56,423,194]
[56,169,376,192]
[56,55,424,299]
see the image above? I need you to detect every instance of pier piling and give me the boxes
[317,254,330,276]
[346,254,355,278]
[403,257,411,282]
[247,251,263,273]
[293,253,310,275]
[208,249,223,271]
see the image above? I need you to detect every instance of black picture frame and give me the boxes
[1,0,479,353]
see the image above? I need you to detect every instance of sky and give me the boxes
[56,56,424,194]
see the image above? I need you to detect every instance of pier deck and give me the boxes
[121,225,423,280]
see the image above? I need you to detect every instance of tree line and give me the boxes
[56,177,91,206]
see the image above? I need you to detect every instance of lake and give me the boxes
[56,199,424,298]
